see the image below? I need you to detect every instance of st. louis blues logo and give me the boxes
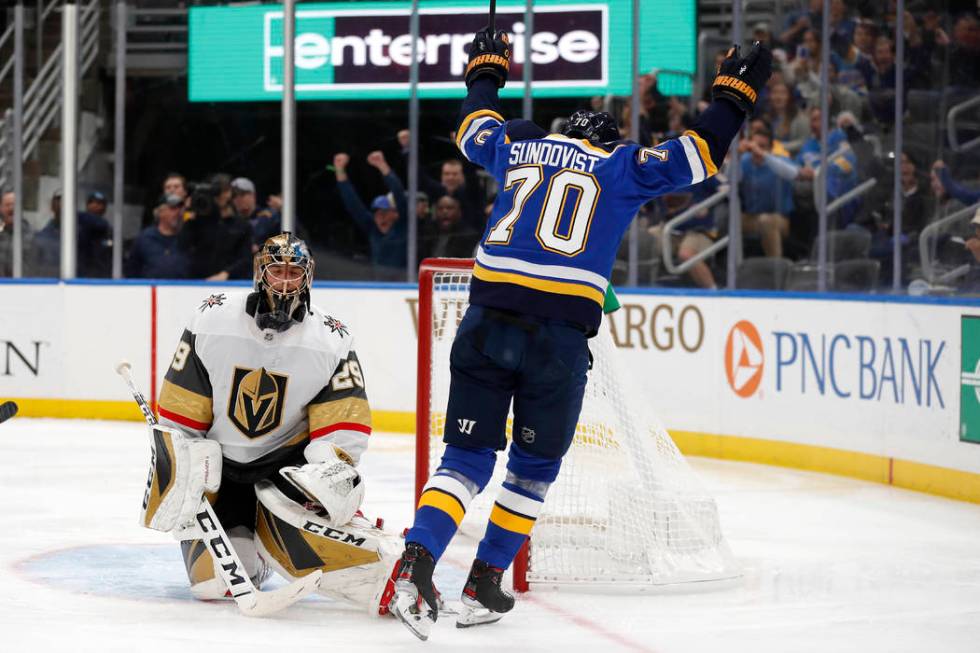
[323,315,349,337]
[198,293,226,312]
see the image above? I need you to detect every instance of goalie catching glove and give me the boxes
[711,41,773,115]
[280,444,364,527]
[140,425,222,533]
[465,28,511,88]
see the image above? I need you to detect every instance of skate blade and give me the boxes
[455,605,503,629]
[391,593,434,641]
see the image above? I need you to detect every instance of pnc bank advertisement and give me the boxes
[187,0,696,101]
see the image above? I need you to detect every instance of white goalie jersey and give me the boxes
[157,291,372,469]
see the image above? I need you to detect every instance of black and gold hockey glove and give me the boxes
[465,28,511,88]
[711,41,773,115]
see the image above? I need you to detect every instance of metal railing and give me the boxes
[811,145,878,217]
[660,186,730,275]
[0,23,15,90]
[946,95,980,154]
[0,0,100,191]
[918,201,980,285]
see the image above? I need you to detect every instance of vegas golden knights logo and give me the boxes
[228,367,288,438]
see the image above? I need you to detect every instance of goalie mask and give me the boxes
[252,232,315,331]
[562,110,620,145]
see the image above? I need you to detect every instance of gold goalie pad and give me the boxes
[139,426,222,532]
[253,480,399,611]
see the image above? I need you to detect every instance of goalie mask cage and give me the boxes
[416,258,738,591]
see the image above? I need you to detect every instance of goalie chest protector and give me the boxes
[158,292,357,465]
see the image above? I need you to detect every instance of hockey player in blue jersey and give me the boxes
[386,27,772,640]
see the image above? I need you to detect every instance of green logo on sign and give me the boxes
[961,315,980,444]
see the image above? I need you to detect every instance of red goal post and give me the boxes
[414,257,532,591]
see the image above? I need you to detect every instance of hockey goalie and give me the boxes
[140,232,399,612]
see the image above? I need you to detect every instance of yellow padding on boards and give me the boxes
[671,430,980,505]
[12,398,143,421]
[9,398,413,433]
[489,504,535,535]
[417,489,466,526]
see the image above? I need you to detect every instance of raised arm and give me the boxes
[628,43,773,196]
[455,29,514,171]
[333,152,374,233]
[368,150,409,221]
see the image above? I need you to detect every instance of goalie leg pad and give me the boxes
[141,426,222,533]
[180,525,269,600]
[254,480,398,612]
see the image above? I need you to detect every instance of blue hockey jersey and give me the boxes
[456,100,735,332]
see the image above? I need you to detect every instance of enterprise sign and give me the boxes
[188,0,695,101]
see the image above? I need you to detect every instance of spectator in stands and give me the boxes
[77,191,112,277]
[959,207,980,294]
[794,109,861,228]
[333,152,407,274]
[945,13,980,89]
[740,128,795,258]
[870,35,898,89]
[419,158,488,232]
[163,173,188,204]
[867,153,928,284]
[764,81,810,154]
[852,19,878,59]
[791,34,866,118]
[178,174,253,280]
[125,194,188,279]
[826,0,856,54]
[779,0,821,52]
[831,35,874,95]
[649,174,725,289]
[33,191,65,277]
[902,10,945,89]
[418,195,480,262]
[0,191,33,277]
[932,161,980,206]
[33,190,113,278]
[415,191,431,222]
[231,177,281,249]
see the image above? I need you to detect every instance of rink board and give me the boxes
[1,280,979,501]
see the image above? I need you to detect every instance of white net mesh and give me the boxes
[423,266,737,586]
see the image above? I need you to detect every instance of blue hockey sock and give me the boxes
[406,445,495,562]
[476,446,561,570]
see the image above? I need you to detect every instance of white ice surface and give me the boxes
[2,418,980,652]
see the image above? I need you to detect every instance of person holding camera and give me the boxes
[179,174,254,281]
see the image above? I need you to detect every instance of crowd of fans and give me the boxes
[631,0,980,292]
[0,1,978,293]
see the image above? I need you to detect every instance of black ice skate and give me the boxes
[457,559,515,628]
[388,543,440,641]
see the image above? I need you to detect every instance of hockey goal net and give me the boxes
[416,258,737,591]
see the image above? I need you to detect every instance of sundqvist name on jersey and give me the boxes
[506,140,601,173]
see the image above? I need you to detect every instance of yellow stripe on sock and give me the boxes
[489,504,536,535]
[417,488,466,526]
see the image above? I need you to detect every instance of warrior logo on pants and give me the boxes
[228,366,288,438]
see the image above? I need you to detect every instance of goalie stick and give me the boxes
[114,360,322,617]
[0,401,18,425]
